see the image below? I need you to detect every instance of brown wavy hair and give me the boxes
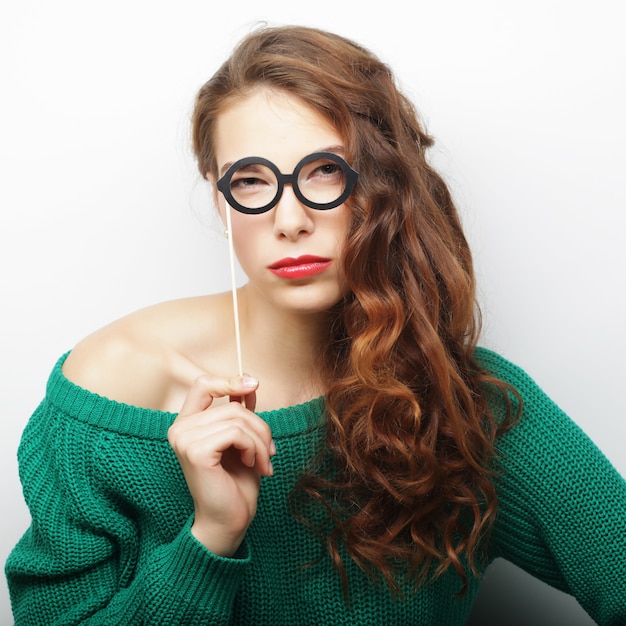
[192,24,519,597]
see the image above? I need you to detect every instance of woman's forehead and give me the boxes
[213,89,344,173]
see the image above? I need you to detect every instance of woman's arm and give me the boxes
[480,349,626,625]
[5,358,273,625]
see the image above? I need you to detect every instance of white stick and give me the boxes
[225,204,243,376]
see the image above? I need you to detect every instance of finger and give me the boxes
[169,406,274,474]
[173,400,271,447]
[184,422,273,476]
[229,388,256,412]
[179,373,259,417]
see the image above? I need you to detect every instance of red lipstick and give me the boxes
[269,255,332,279]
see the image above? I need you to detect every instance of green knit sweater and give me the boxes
[5,348,626,625]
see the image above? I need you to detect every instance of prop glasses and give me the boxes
[216,151,358,214]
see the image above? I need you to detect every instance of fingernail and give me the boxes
[242,376,258,388]
[270,439,277,456]
[268,460,274,476]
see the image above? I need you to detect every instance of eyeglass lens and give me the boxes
[217,152,358,214]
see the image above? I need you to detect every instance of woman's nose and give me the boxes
[272,184,315,240]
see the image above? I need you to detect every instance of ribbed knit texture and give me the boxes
[5,348,626,625]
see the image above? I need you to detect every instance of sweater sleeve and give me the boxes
[478,349,626,626]
[5,396,250,625]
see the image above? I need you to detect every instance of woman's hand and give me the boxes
[168,373,275,557]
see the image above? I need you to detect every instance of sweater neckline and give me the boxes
[47,352,325,440]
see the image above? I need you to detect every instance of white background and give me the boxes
[1,1,624,624]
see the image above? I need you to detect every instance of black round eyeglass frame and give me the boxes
[216,151,359,214]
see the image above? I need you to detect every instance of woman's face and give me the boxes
[210,89,353,316]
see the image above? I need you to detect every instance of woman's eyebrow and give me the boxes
[234,163,265,175]
[318,144,346,155]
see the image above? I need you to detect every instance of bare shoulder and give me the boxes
[62,293,234,411]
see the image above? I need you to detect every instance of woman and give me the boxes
[6,25,626,625]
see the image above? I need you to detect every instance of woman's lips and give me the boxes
[268,255,332,279]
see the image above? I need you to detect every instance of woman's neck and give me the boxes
[237,287,333,408]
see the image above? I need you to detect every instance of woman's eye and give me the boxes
[319,163,341,177]
[306,162,343,182]
[231,176,266,190]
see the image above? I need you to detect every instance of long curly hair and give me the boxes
[192,24,519,596]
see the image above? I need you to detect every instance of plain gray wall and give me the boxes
[1,1,624,624]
